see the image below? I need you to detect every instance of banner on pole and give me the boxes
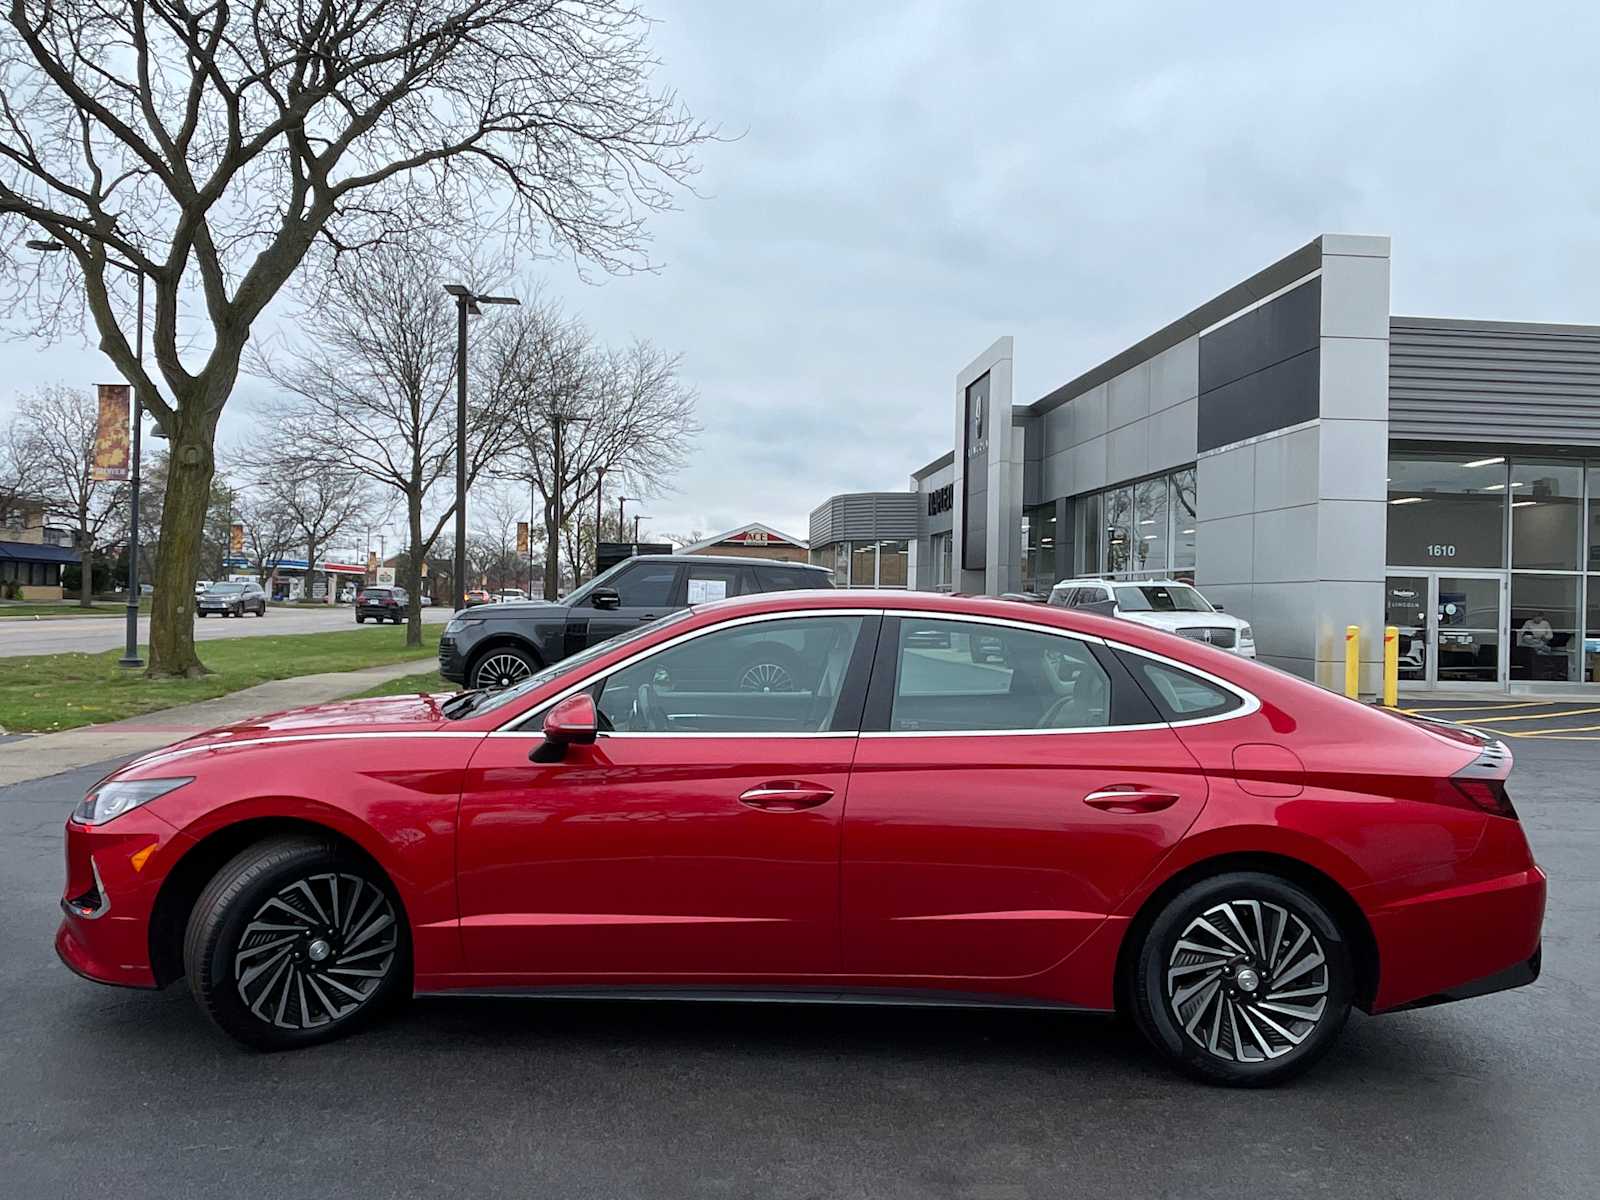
[516,521,529,558]
[230,522,245,553]
[91,384,131,482]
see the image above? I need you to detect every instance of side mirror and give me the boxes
[590,586,621,610]
[531,693,598,762]
[1213,604,1225,611]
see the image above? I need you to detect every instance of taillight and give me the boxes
[1431,744,1518,819]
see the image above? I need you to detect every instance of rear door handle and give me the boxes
[739,782,834,811]
[1083,786,1181,814]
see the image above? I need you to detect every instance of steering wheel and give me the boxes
[632,683,668,732]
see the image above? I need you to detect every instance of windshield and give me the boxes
[1114,584,1213,613]
[207,583,245,594]
[454,608,696,720]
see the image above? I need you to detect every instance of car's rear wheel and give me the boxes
[183,837,408,1050]
[471,646,537,690]
[355,614,365,623]
[1130,871,1352,1087]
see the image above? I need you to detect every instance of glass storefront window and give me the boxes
[850,541,876,588]
[832,541,849,586]
[1132,479,1168,576]
[1511,461,1583,571]
[1587,578,1600,683]
[1079,492,1101,577]
[1170,468,1197,571]
[1589,467,1600,573]
[1021,503,1057,594]
[1510,574,1579,683]
[1386,455,1507,569]
[877,539,908,587]
[1103,486,1134,574]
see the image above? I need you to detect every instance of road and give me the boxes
[1,741,1595,1198]
[0,604,451,657]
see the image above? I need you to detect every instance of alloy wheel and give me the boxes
[738,661,795,692]
[475,653,532,689]
[1165,897,1329,1063]
[233,872,398,1031]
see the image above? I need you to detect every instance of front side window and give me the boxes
[597,616,865,734]
[614,562,679,608]
[889,619,1110,732]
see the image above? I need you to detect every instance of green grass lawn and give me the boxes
[0,628,437,733]
[348,670,455,699]
[0,600,152,619]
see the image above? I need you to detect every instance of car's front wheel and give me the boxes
[183,837,408,1050]
[470,646,537,689]
[1130,871,1352,1087]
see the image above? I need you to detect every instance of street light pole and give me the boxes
[442,284,519,611]
[593,467,604,581]
[544,409,590,599]
[29,239,146,667]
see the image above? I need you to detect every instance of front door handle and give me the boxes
[1083,786,1181,814]
[739,781,834,811]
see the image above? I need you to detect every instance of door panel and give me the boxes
[843,728,1208,979]
[456,733,854,978]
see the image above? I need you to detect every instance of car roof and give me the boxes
[618,553,827,570]
[1051,578,1196,588]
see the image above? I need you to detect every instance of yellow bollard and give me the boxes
[1344,625,1360,699]
[1383,625,1399,707]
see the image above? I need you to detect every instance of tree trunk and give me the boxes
[543,499,560,601]
[147,424,217,677]
[404,495,425,648]
[79,537,93,607]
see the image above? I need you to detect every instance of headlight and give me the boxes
[72,778,192,826]
[445,616,485,635]
[1240,625,1254,641]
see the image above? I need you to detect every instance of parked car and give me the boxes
[463,589,494,607]
[355,586,408,623]
[338,584,357,604]
[493,588,530,603]
[57,590,1544,1085]
[193,579,212,597]
[196,580,266,618]
[440,553,833,690]
[1049,578,1256,658]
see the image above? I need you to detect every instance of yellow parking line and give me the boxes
[1497,722,1600,737]
[1450,705,1600,724]
[1400,701,1545,715]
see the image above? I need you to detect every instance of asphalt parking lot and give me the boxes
[2,736,1596,1198]
[1401,696,1600,741]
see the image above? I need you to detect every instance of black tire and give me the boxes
[734,643,806,693]
[182,837,409,1051]
[197,611,207,618]
[356,614,365,624]
[469,644,538,689]
[1129,871,1352,1087]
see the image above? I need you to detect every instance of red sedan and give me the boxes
[56,591,1545,1085]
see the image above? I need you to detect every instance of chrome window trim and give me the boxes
[494,607,888,734]
[1101,640,1262,727]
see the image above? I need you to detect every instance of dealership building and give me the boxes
[808,234,1600,695]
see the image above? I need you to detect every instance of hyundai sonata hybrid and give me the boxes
[57,591,1544,1085]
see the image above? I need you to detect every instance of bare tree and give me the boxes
[234,435,378,603]
[470,483,529,595]
[490,305,699,599]
[4,383,127,605]
[233,488,299,597]
[251,239,523,644]
[0,3,710,674]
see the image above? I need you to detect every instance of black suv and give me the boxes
[439,554,832,689]
[356,586,409,624]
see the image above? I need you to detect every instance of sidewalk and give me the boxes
[0,657,437,788]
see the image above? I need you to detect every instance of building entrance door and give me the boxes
[1386,572,1507,691]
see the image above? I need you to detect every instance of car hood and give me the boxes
[470,600,566,618]
[1122,610,1250,632]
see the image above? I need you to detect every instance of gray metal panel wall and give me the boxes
[808,493,921,545]
[1389,317,1600,446]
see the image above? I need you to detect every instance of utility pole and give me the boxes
[442,284,519,611]
[593,467,604,582]
[541,408,590,600]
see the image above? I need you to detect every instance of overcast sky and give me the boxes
[5,0,1598,548]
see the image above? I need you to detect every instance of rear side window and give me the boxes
[756,567,831,592]
[1124,655,1242,720]
[684,562,747,604]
